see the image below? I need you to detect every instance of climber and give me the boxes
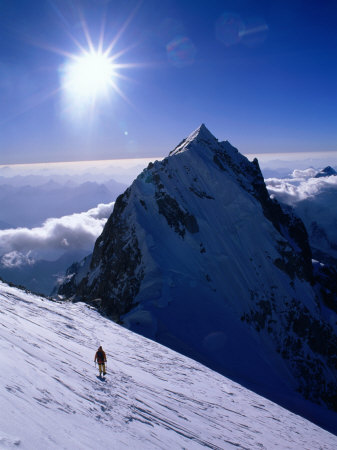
[94,345,107,376]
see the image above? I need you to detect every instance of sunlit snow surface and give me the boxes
[0,283,336,449]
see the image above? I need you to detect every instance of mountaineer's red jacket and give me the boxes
[94,348,106,364]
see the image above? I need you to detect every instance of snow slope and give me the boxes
[1,281,337,449]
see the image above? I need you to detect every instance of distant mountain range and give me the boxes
[0,179,126,228]
[58,125,337,414]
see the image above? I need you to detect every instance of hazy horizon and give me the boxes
[1,150,337,170]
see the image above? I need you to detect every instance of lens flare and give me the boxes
[240,17,269,47]
[166,36,196,68]
[215,13,245,47]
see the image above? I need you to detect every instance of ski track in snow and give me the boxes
[0,282,336,449]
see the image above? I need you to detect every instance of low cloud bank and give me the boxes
[0,202,114,265]
[266,172,337,205]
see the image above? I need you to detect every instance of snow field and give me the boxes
[1,281,337,449]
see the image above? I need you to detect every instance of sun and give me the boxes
[16,5,143,121]
[64,50,116,101]
[59,36,138,116]
[56,8,142,115]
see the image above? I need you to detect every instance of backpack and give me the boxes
[97,350,104,361]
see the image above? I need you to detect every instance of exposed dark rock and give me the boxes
[59,187,144,318]
[314,166,337,178]
[212,144,312,282]
[313,262,337,313]
[156,192,199,237]
[150,167,199,237]
[242,294,337,408]
[189,186,215,200]
[139,199,147,210]
[58,255,92,299]
[248,161,312,282]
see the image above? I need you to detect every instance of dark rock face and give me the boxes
[156,192,199,236]
[58,125,337,415]
[156,188,199,237]
[59,188,144,318]
[313,262,337,313]
[242,295,337,409]
[58,255,92,298]
[214,143,312,281]
[87,189,144,317]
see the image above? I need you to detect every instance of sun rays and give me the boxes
[57,7,143,119]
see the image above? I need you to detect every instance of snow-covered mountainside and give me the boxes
[59,125,337,416]
[0,179,125,228]
[1,281,337,448]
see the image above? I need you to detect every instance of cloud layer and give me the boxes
[0,202,114,263]
[266,171,337,205]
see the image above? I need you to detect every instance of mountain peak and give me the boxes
[315,166,337,178]
[169,124,218,156]
[192,123,215,140]
[59,124,337,417]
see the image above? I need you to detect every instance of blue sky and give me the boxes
[0,0,336,163]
